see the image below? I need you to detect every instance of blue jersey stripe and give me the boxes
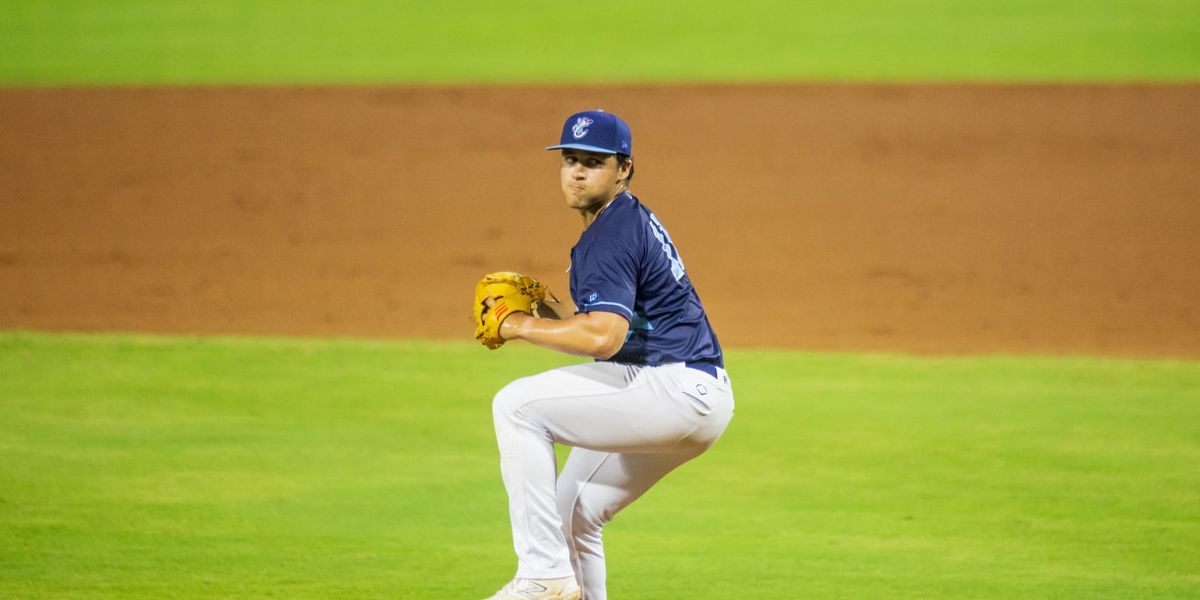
[583,301,634,319]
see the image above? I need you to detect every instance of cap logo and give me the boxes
[571,117,594,139]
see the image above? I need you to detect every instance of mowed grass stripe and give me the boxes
[1,332,1197,598]
[1,0,1198,85]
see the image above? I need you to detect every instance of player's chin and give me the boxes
[562,191,591,208]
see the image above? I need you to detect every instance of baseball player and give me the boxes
[472,110,733,600]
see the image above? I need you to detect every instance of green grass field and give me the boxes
[1,332,1197,598]
[3,2,1199,596]
[2,0,1198,84]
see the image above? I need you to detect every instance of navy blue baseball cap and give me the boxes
[545,110,632,156]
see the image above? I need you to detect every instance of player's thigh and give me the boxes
[493,362,625,439]
[495,362,729,453]
[493,362,631,415]
[493,363,653,449]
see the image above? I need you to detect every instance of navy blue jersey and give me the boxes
[569,191,723,367]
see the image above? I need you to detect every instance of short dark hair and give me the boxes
[616,154,634,184]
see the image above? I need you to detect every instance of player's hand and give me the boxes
[480,297,531,342]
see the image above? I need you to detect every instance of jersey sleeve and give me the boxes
[573,237,639,322]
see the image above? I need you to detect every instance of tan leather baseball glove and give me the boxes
[472,271,551,349]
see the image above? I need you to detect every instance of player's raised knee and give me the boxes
[491,378,531,421]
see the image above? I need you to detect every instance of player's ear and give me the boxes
[617,156,633,182]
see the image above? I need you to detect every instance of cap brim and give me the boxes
[545,143,619,154]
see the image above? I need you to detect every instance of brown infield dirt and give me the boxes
[1,84,1198,358]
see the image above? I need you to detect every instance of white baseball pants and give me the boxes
[491,361,734,600]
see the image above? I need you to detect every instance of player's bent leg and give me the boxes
[490,363,635,581]
[492,382,576,580]
[492,363,732,595]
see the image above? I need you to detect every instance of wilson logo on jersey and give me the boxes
[571,117,594,139]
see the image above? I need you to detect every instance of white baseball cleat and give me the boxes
[484,576,581,600]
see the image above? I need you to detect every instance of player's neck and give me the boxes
[578,186,627,229]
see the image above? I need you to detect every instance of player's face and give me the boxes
[559,149,630,211]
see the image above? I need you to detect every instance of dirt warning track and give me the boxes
[1,84,1197,357]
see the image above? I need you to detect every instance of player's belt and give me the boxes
[685,361,720,380]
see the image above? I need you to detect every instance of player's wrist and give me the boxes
[499,312,532,341]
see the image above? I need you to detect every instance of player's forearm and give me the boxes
[500,313,624,359]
